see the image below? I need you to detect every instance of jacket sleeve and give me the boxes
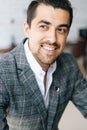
[71,68,87,118]
[0,77,9,130]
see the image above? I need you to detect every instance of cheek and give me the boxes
[29,38,40,54]
[29,33,43,52]
[58,37,66,48]
[30,28,43,39]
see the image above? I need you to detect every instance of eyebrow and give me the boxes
[38,20,52,25]
[38,20,69,28]
[58,24,69,29]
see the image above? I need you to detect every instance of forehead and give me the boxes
[32,4,70,26]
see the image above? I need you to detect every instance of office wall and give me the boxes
[0,0,31,49]
[68,0,87,42]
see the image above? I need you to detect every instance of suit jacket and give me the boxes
[0,39,87,130]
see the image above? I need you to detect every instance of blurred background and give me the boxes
[0,0,87,129]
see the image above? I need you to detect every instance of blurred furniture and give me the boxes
[72,29,87,58]
[0,44,16,54]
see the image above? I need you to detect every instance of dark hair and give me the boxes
[27,0,73,27]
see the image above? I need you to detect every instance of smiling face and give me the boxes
[24,4,70,71]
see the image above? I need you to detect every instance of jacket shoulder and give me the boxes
[0,52,16,74]
[56,52,79,72]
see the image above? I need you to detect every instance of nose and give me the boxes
[47,29,57,44]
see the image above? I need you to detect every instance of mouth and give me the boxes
[41,43,60,52]
[43,46,57,51]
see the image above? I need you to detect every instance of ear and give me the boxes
[23,22,30,38]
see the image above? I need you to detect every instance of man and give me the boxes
[0,0,87,130]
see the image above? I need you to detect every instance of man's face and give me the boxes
[24,4,70,71]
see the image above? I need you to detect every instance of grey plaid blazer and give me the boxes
[0,39,87,130]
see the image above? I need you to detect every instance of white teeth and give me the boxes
[43,46,55,51]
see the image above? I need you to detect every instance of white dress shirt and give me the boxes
[24,39,56,108]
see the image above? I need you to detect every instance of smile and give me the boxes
[43,46,56,51]
[41,44,58,52]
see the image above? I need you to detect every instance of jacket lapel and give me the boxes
[47,73,60,130]
[47,59,64,130]
[14,42,47,128]
[20,67,48,125]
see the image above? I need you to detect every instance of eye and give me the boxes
[39,24,48,31]
[57,27,68,34]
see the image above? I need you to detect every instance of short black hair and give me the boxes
[27,0,73,27]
